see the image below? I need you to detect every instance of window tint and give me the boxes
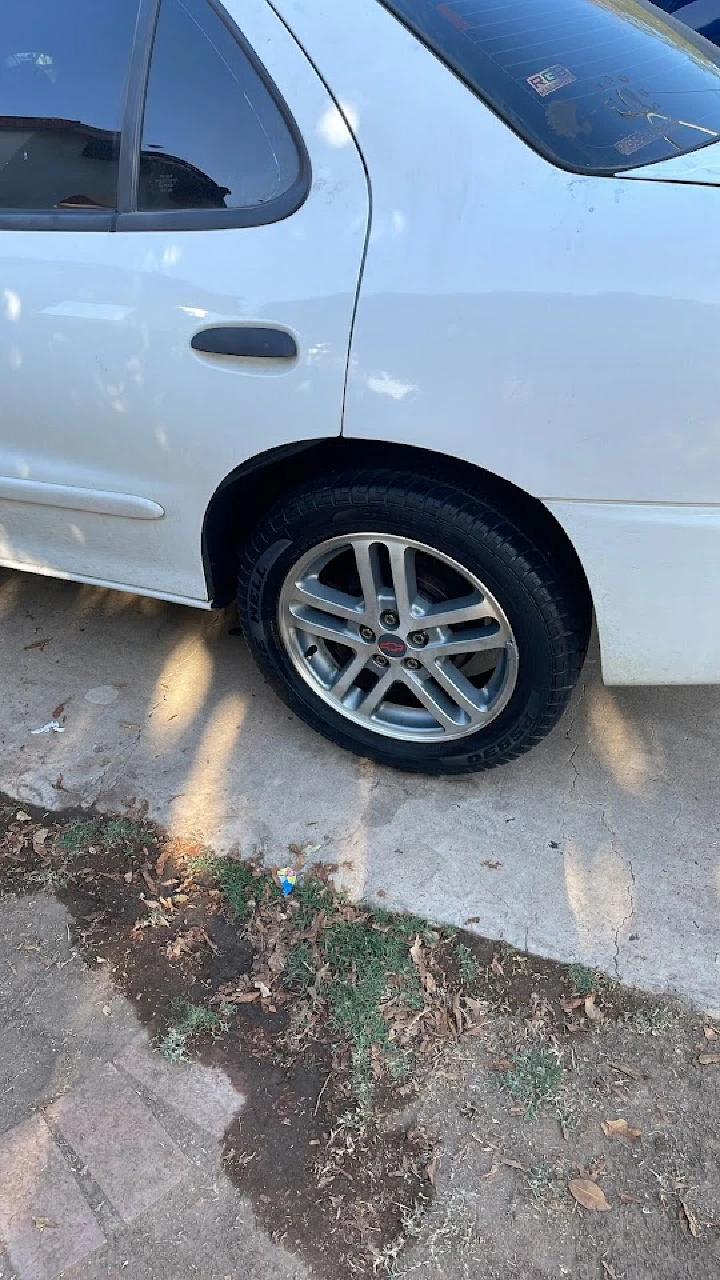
[138,0,301,213]
[0,1,138,210]
[381,0,720,174]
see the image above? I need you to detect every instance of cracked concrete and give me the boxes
[1,568,719,1011]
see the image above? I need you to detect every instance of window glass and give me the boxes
[0,1,139,210]
[138,0,301,213]
[381,0,720,174]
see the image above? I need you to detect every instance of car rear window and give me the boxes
[380,0,720,174]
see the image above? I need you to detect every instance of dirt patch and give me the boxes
[2,798,720,1279]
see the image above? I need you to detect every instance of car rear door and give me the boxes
[0,0,369,603]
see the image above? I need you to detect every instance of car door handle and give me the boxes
[191,326,297,360]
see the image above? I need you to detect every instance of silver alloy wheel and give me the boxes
[278,534,519,743]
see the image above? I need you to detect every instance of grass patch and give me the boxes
[56,816,153,858]
[157,1000,222,1062]
[628,1005,674,1035]
[455,942,480,987]
[566,963,612,996]
[502,1048,564,1118]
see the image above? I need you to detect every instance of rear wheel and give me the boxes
[237,469,589,774]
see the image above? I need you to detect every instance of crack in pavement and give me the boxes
[601,806,637,980]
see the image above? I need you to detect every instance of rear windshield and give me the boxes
[380,0,720,174]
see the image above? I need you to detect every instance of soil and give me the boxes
[2,797,720,1280]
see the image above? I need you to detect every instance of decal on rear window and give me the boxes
[381,0,720,174]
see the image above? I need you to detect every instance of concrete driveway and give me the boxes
[2,567,718,1011]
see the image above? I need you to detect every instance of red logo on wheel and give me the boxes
[378,634,406,658]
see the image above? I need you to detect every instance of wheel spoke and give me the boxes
[428,658,488,723]
[388,541,419,622]
[291,579,365,623]
[353,540,385,626]
[398,667,462,732]
[331,650,370,700]
[428,623,508,658]
[356,668,395,719]
[418,592,491,630]
[289,605,360,648]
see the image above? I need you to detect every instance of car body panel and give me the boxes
[0,0,369,602]
[271,0,720,684]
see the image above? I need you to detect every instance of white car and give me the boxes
[2,0,720,775]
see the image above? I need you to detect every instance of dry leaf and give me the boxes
[464,1023,485,1037]
[409,935,423,968]
[501,1158,529,1172]
[32,1217,58,1230]
[425,1157,437,1185]
[681,1198,701,1237]
[32,827,50,853]
[228,991,260,1004]
[490,954,504,977]
[698,1053,720,1066]
[569,1178,611,1212]
[452,992,463,1034]
[481,860,503,870]
[254,980,272,998]
[124,870,133,883]
[704,1026,718,1041]
[602,1118,642,1140]
[155,848,169,879]
[489,1057,512,1071]
[15,811,32,823]
[584,995,605,1025]
[619,1191,644,1205]
[141,866,157,894]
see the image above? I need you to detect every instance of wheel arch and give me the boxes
[202,437,594,628]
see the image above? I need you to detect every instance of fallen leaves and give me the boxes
[601,1118,642,1141]
[166,927,216,961]
[698,1053,720,1066]
[584,994,604,1025]
[569,1177,611,1212]
[32,1217,58,1230]
[32,827,50,854]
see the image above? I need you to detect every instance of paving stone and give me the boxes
[0,1114,104,1280]
[47,1064,187,1223]
[114,1034,244,1138]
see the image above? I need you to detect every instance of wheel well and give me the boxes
[202,437,593,625]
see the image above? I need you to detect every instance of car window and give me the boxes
[137,0,301,212]
[380,0,720,174]
[0,1,139,211]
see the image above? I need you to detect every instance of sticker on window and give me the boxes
[527,65,576,98]
[615,122,666,156]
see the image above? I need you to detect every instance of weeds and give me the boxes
[502,1048,564,1118]
[56,816,152,858]
[628,1005,674,1035]
[158,999,222,1062]
[455,943,479,987]
[567,963,612,996]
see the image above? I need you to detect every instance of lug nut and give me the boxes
[380,610,399,629]
[409,630,428,647]
[359,625,375,642]
[403,657,422,671]
[373,653,390,668]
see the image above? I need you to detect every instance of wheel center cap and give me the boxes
[378,633,407,659]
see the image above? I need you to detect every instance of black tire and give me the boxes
[237,468,590,775]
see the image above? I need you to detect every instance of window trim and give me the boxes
[0,0,310,232]
[117,0,311,231]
